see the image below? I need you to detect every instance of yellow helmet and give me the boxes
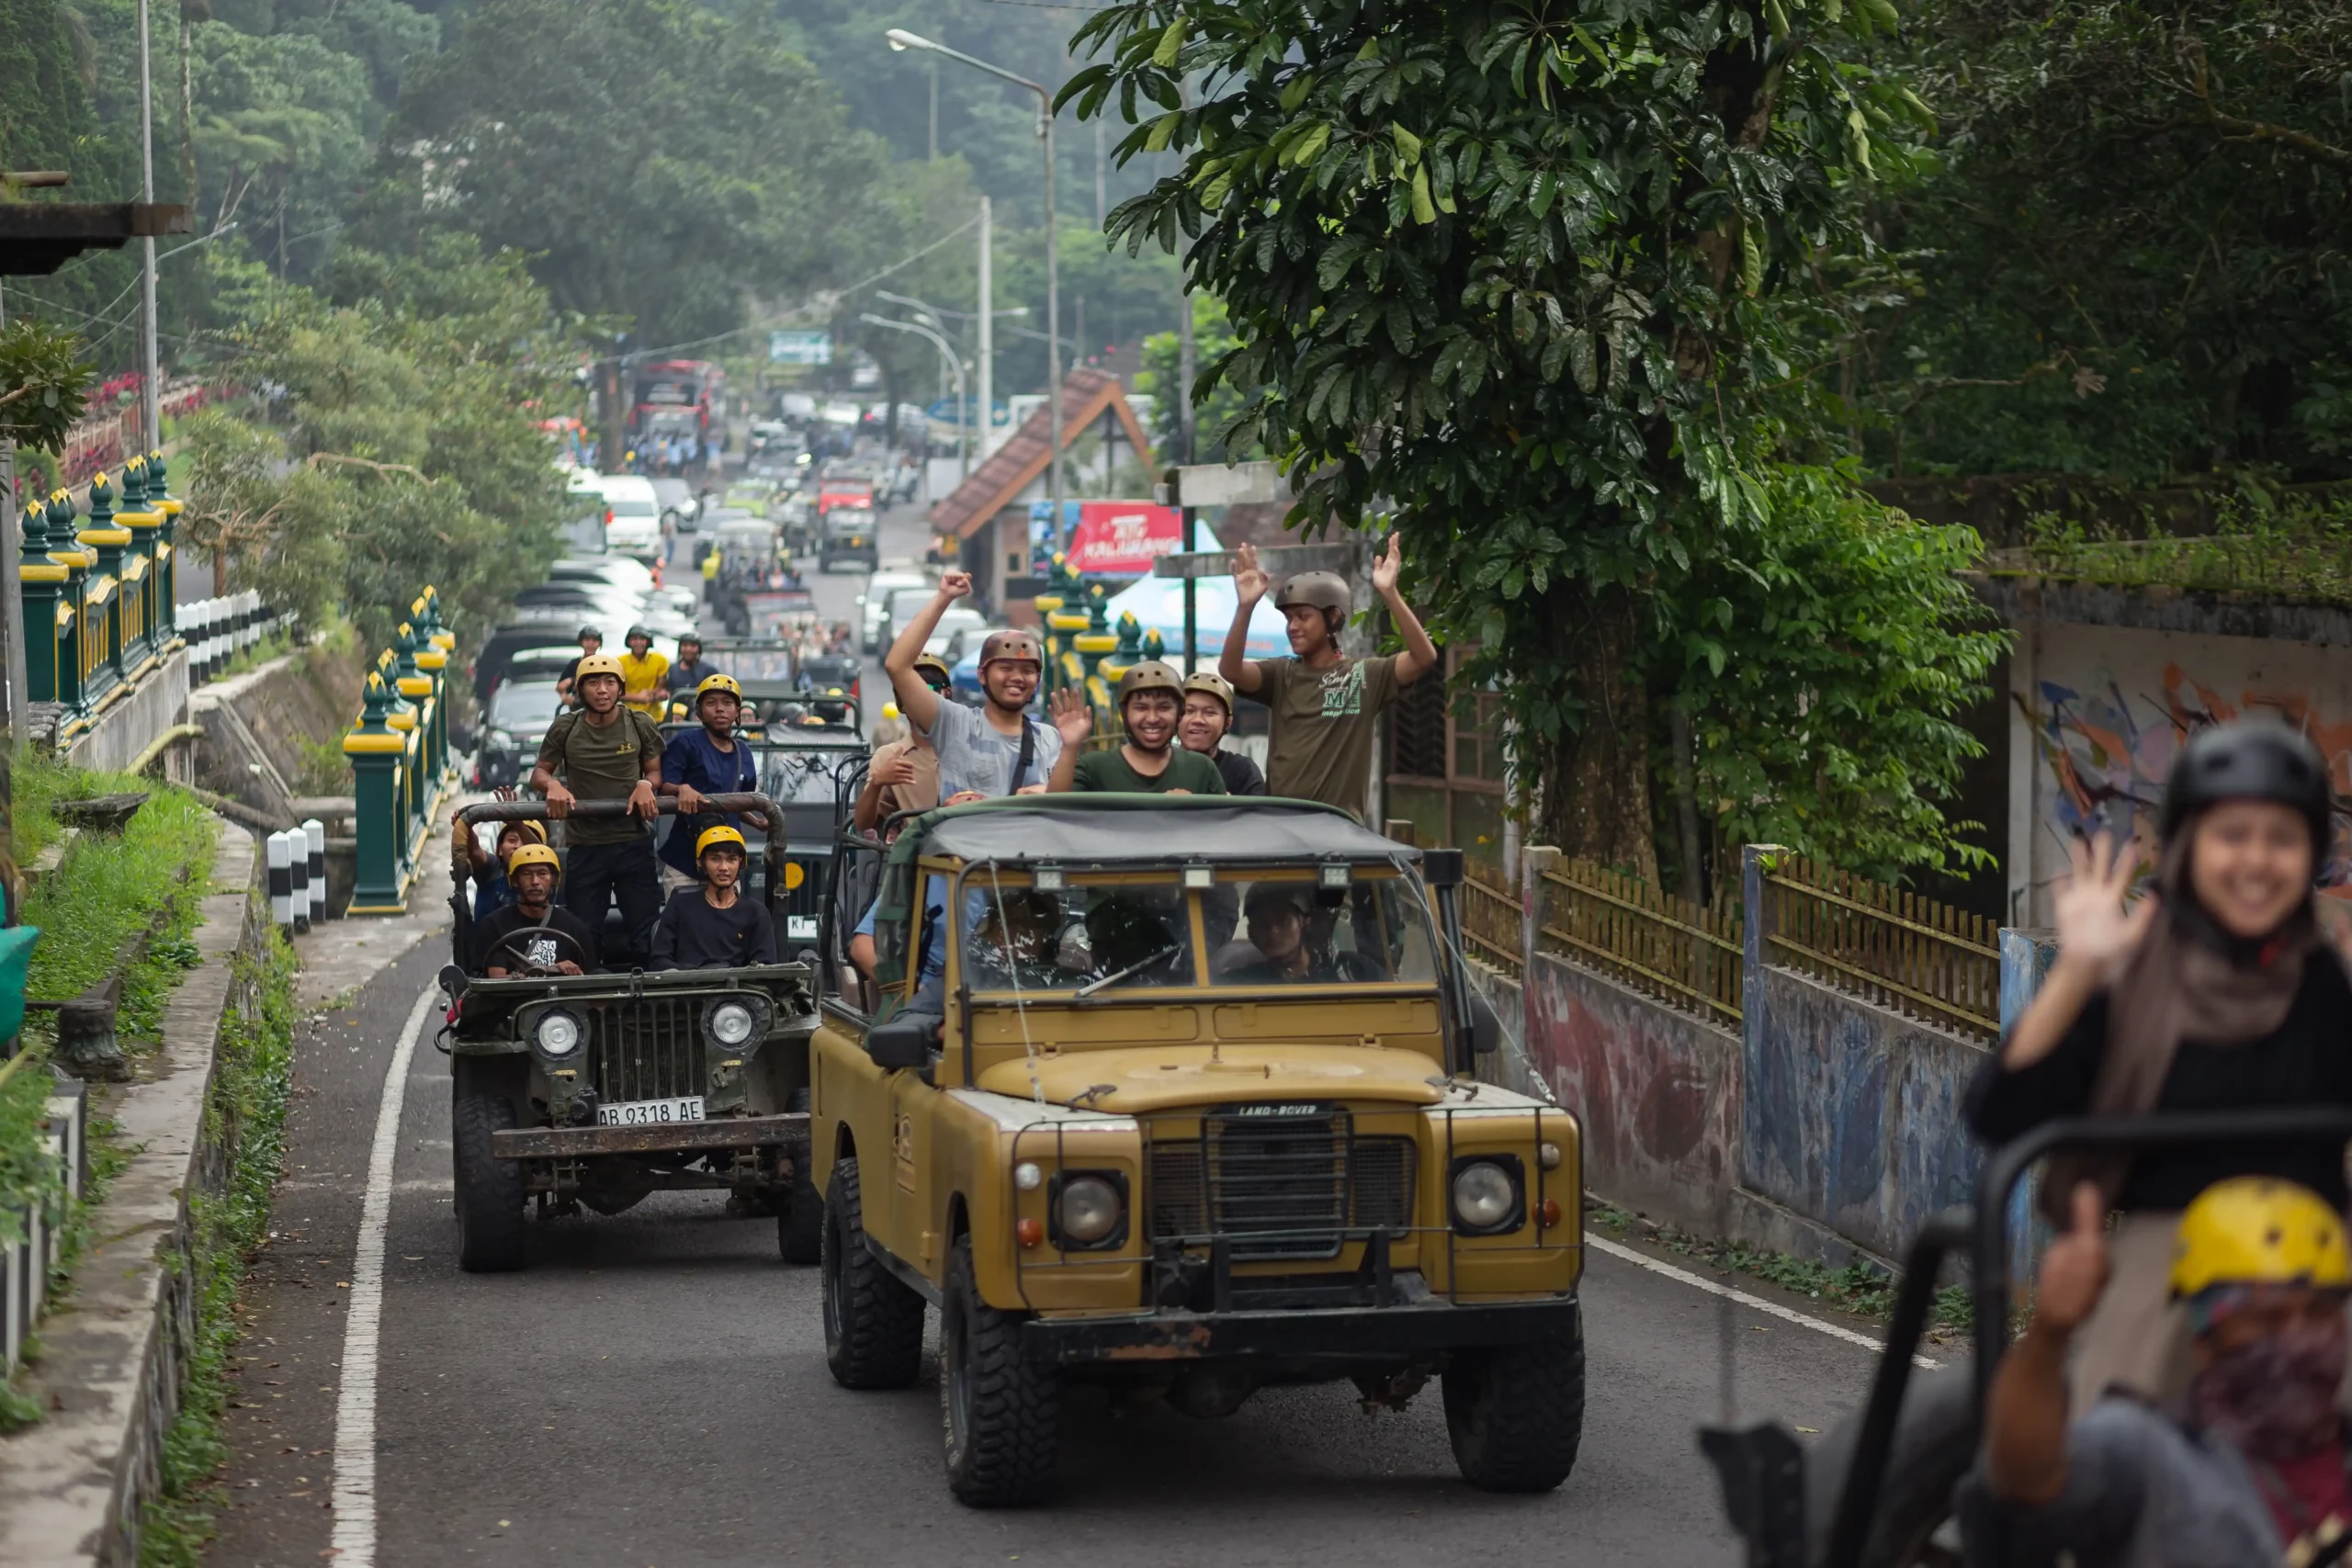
[695,824,748,859]
[506,842,561,879]
[695,671,744,706]
[495,819,548,857]
[574,652,625,682]
[2170,1178,2352,1298]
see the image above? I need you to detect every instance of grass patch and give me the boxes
[141,927,295,1567]
[1588,1199,1974,1337]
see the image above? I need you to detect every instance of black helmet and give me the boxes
[625,623,654,648]
[2159,720,2334,851]
[578,624,603,643]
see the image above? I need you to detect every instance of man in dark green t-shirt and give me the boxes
[1062,660,1227,795]
[530,651,665,968]
[1219,535,1439,822]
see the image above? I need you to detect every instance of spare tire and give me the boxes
[1804,1361,1976,1568]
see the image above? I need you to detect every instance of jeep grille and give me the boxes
[1146,1111,1417,1262]
[585,997,705,1103]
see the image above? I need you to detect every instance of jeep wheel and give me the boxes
[821,1158,924,1389]
[941,1234,1058,1507]
[452,1089,526,1273]
[1442,1310,1585,1492]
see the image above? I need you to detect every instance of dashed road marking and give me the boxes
[1588,1235,1941,1370]
[330,983,439,1567]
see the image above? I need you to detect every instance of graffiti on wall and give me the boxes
[2021,663,2352,889]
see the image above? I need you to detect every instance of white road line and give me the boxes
[1588,1235,1942,1370]
[331,983,439,1568]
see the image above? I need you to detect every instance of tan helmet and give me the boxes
[574,651,625,682]
[1273,570,1351,630]
[912,650,955,688]
[978,629,1043,671]
[1181,670,1236,716]
[1115,660,1183,707]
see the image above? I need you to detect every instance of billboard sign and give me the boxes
[768,330,833,366]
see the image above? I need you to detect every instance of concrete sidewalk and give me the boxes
[289,801,470,1013]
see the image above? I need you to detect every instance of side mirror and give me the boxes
[867,1012,939,1070]
[1467,991,1502,1056]
[438,964,470,1003]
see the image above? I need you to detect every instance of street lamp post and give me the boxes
[886,28,1060,520]
[860,313,968,487]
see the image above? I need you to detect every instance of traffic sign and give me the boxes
[767,330,832,365]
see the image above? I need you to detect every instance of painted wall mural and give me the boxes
[2019,651,2352,895]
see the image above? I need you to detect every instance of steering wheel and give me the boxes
[482,924,590,978]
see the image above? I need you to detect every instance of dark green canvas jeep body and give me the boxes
[442,795,820,1272]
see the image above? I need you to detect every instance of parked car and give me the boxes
[859,570,931,654]
[471,679,563,789]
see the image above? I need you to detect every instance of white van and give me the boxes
[594,473,663,561]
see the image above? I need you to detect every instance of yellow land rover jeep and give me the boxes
[809,795,1583,1506]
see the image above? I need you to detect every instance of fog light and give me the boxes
[1016,1218,1045,1249]
[1013,1162,1042,1191]
[1539,1142,1562,1170]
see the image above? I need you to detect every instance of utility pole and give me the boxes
[1095,117,1106,227]
[138,0,160,451]
[1177,76,1200,674]
[976,196,992,460]
[929,62,939,162]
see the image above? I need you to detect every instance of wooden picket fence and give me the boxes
[1459,860,1522,978]
[1533,859,1746,1026]
[1759,853,2001,1043]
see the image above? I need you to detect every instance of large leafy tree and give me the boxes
[371,0,893,346]
[1069,0,2000,883]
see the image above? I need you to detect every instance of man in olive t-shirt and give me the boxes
[530,653,665,968]
[1219,536,1439,822]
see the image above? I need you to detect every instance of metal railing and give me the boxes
[1535,860,1744,1026]
[1459,860,1522,979]
[1760,853,2000,1043]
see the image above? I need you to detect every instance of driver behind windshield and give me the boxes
[651,827,776,968]
[472,844,595,977]
[966,886,1073,990]
[1221,884,1338,983]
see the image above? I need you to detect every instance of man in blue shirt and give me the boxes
[660,673,763,888]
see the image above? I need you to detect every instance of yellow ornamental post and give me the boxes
[343,672,411,913]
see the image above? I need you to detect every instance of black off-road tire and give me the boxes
[941,1234,1059,1507]
[1803,1362,1974,1568]
[452,1090,526,1273]
[821,1158,924,1389]
[1442,1311,1587,1493]
[776,1090,822,1264]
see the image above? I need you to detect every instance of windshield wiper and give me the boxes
[1073,943,1182,999]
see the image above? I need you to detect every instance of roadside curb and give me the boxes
[0,819,264,1568]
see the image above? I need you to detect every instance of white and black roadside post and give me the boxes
[303,818,326,924]
[267,829,295,932]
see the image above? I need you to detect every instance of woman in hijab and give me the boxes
[1968,719,2352,1404]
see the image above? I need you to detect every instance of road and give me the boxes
[202,501,1882,1566]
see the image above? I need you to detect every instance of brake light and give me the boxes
[605,508,614,525]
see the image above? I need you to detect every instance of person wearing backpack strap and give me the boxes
[529,651,665,969]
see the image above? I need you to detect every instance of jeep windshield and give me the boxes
[951,866,1437,997]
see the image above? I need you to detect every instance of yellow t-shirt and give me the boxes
[616,649,671,716]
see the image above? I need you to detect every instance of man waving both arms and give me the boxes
[885,570,1093,799]
[1219,535,1438,823]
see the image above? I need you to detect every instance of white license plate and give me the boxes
[786,916,818,942]
[597,1096,706,1127]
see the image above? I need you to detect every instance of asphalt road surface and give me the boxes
[203,501,1883,1566]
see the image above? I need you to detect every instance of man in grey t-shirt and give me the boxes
[884,570,1092,801]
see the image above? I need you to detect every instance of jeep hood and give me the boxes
[973,1043,1447,1113]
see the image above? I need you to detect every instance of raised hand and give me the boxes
[1050,685,1096,749]
[1232,542,1270,604]
[939,570,973,602]
[1372,533,1403,597]
[2053,831,2156,967]
[2033,1183,2113,1336]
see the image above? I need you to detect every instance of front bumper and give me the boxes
[1023,1292,1578,1366]
[492,1111,807,1159]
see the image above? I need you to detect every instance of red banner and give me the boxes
[1066,501,1182,576]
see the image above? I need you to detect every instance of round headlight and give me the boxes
[1056,1176,1122,1246]
[1451,1161,1518,1232]
[709,1001,756,1045]
[535,1010,581,1057]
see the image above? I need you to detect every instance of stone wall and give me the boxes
[59,649,191,780]
[191,644,366,819]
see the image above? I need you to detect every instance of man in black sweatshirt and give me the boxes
[651,825,778,969]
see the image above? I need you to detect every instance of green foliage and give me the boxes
[0,319,93,453]
[20,764,219,1008]
[1136,290,1254,463]
[181,235,570,649]
[191,22,371,274]
[1073,0,1990,875]
[373,0,894,346]
[2000,487,2352,607]
[141,929,297,1566]
[1849,0,2352,482]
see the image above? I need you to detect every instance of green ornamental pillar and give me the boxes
[41,491,89,726]
[379,646,424,873]
[17,501,72,708]
[410,597,452,790]
[114,456,161,676]
[76,471,130,710]
[395,617,441,809]
[1074,581,1118,708]
[146,447,182,649]
[344,672,411,914]
[1042,553,1090,698]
